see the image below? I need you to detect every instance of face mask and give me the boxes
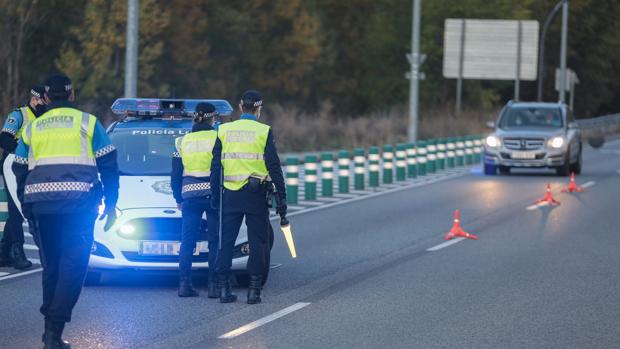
[32,102,47,117]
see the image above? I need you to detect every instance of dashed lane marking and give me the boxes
[526,202,549,210]
[29,258,40,265]
[218,302,311,339]
[0,268,42,282]
[315,197,343,202]
[296,200,325,206]
[581,181,596,188]
[426,238,466,252]
[0,272,9,277]
[24,244,38,251]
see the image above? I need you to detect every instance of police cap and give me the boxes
[240,90,263,109]
[195,102,218,118]
[44,74,73,99]
[30,84,46,99]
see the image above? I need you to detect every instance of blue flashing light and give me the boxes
[111,98,233,118]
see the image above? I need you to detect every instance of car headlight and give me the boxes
[549,137,565,149]
[118,224,135,236]
[485,135,501,148]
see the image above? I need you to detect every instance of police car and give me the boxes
[3,98,253,285]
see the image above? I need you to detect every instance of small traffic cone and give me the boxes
[535,183,561,205]
[561,173,584,193]
[444,210,478,240]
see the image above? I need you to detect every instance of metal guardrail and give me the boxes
[577,114,620,129]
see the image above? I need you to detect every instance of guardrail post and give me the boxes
[446,137,456,168]
[368,146,380,187]
[436,138,446,171]
[304,154,317,200]
[285,157,299,204]
[395,144,407,181]
[455,138,465,166]
[465,137,474,165]
[321,152,334,196]
[354,148,365,190]
[426,140,437,173]
[474,136,483,163]
[382,144,394,184]
[338,150,350,193]
[406,143,417,178]
[417,140,427,176]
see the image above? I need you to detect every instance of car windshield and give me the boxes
[498,107,563,129]
[110,128,189,176]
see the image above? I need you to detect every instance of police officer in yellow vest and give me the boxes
[0,84,47,269]
[171,102,220,298]
[210,90,287,304]
[12,75,119,349]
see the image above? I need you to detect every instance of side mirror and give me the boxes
[485,121,495,129]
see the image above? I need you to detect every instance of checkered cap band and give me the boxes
[25,181,92,195]
[182,182,211,193]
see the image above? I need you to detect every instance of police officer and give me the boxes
[12,74,119,349]
[0,84,47,269]
[211,90,287,304]
[171,102,220,298]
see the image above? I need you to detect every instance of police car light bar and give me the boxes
[111,98,233,117]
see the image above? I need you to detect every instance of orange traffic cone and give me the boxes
[444,210,478,240]
[561,173,584,193]
[535,183,561,205]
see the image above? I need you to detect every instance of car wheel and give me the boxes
[556,152,571,176]
[484,163,497,175]
[570,149,582,175]
[84,271,102,286]
[498,165,511,175]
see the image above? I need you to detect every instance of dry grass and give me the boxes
[263,103,495,152]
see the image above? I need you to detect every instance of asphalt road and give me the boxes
[1,140,620,349]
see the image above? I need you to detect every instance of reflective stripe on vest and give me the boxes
[15,106,35,140]
[177,130,217,177]
[218,119,269,191]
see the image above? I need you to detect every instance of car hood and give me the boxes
[494,128,565,139]
[117,176,177,210]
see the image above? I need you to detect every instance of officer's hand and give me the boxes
[276,197,287,217]
[99,208,117,231]
[210,195,219,211]
[177,202,183,211]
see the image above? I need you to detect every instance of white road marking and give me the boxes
[287,205,305,211]
[315,197,342,202]
[218,302,311,339]
[29,258,40,265]
[617,169,620,174]
[526,202,549,210]
[0,268,42,282]
[296,200,325,206]
[581,181,595,188]
[332,193,358,198]
[25,232,33,238]
[427,238,466,251]
[24,244,38,251]
[0,272,9,277]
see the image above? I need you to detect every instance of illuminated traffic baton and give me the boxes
[406,143,417,178]
[417,140,427,176]
[368,146,380,187]
[382,144,394,184]
[395,144,407,181]
[274,193,297,259]
[353,148,365,190]
[338,150,350,193]
[304,155,317,200]
[321,152,334,197]
[285,157,299,204]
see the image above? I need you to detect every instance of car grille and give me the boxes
[503,138,545,150]
[117,217,208,241]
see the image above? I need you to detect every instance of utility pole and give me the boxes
[124,0,139,98]
[537,0,565,101]
[408,0,421,142]
[559,0,568,103]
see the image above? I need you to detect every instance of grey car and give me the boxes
[483,101,582,176]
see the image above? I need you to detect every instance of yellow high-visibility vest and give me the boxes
[218,119,270,191]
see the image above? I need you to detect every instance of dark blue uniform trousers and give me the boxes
[179,199,218,281]
[35,213,96,323]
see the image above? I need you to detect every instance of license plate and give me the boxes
[512,151,536,159]
[139,241,200,256]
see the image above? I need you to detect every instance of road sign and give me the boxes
[443,19,539,80]
[555,68,579,92]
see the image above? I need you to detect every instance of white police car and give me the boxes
[3,98,253,285]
